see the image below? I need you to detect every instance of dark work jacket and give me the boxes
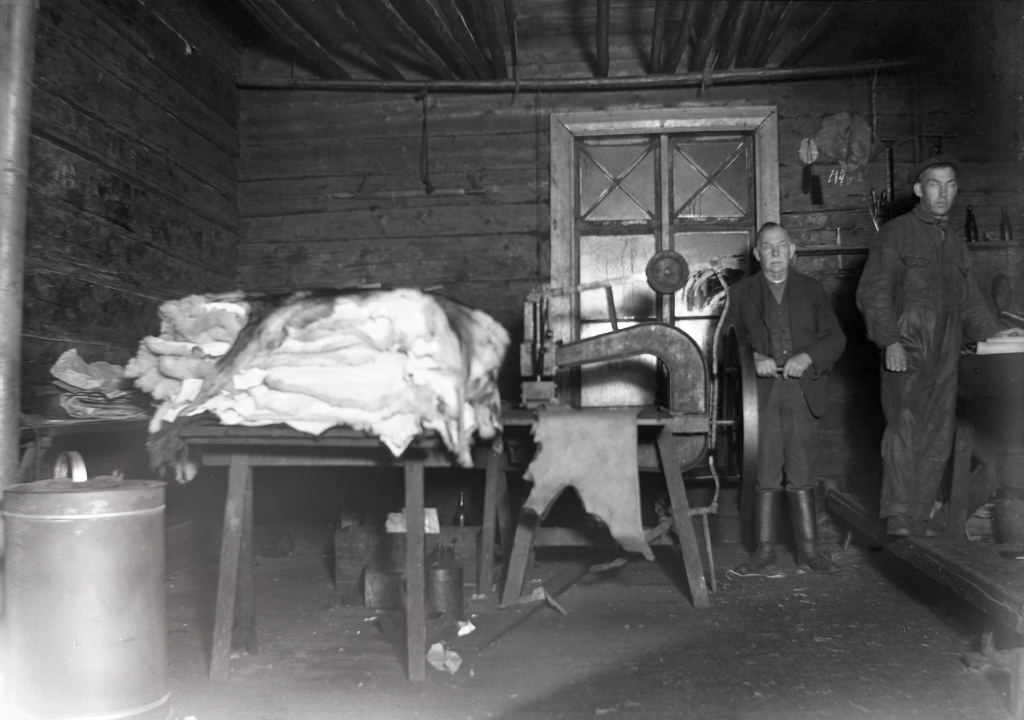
[725,270,846,418]
[855,204,999,379]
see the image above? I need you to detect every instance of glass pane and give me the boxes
[579,234,656,321]
[676,184,743,218]
[579,139,656,221]
[672,137,751,219]
[579,320,657,407]
[671,231,752,318]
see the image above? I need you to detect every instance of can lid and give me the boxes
[3,477,165,517]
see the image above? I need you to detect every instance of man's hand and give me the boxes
[993,327,1024,338]
[753,351,777,378]
[885,342,908,372]
[782,353,813,379]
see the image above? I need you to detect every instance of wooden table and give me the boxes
[176,422,506,683]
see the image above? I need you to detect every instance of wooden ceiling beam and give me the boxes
[753,0,796,67]
[650,0,672,73]
[237,0,351,78]
[720,1,753,70]
[457,0,488,51]
[694,0,730,74]
[738,1,775,68]
[664,0,700,73]
[370,0,458,79]
[596,0,610,77]
[480,0,509,78]
[431,0,493,78]
[505,1,520,74]
[329,2,404,80]
[780,1,838,66]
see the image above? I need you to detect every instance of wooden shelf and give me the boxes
[968,242,1023,251]
[796,245,870,256]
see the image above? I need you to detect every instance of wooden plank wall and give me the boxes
[237,5,1023,490]
[21,0,242,393]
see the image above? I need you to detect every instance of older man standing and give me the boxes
[856,156,1023,538]
[727,223,846,577]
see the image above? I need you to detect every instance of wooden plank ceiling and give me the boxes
[217,0,936,87]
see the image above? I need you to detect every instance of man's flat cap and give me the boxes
[911,154,959,183]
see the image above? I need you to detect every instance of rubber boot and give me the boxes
[790,487,840,573]
[730,490,782,577]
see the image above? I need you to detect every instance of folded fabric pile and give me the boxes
[126,288,509,480]
[49,348,150,420]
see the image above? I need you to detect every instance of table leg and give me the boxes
[404,458,426,682]
[949,419,972,539]
[236,467,258,654]
[17,440,39,483]
[210,453,249,681]
[656,430,710,608]
[495,463,513,566]
[478,449,501,595]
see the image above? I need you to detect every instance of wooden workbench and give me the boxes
[176,422,506,683]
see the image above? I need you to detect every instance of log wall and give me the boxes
[21,0,242,393]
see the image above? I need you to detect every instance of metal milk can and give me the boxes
[2,452,169,719]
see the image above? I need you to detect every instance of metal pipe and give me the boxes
[0,0,38,503]
[237,59,916,93]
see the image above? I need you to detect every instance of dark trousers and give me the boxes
[756,377,818,491]
[879,365,958,521]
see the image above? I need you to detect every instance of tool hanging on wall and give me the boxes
[799,138,823,205]
[883,144,894,219]
[965,206,979,243]
[419,89,434,194]
[867,190,881,231]
[1001,208,1014,243]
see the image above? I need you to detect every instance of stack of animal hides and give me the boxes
[126,288,509,481]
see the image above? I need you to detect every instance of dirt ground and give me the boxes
[156,530,1014,720]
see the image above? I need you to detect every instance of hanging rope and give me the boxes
[419,88,434,194]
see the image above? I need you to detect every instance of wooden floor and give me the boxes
[156,525,1014,720]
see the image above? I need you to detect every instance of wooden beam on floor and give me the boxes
[827,489,1024,636]
[452,560,591,652]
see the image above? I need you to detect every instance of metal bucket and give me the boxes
[426,563,464,619]
[3,453,169,719]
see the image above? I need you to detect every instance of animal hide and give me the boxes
[523,408,654,561]
[126,288,509,480]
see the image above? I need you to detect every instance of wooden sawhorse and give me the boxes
[178,424,507,683]
[498,411,714,609]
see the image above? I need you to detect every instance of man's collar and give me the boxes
[913,204,950,226]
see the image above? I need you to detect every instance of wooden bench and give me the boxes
[827,487,1024,719]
